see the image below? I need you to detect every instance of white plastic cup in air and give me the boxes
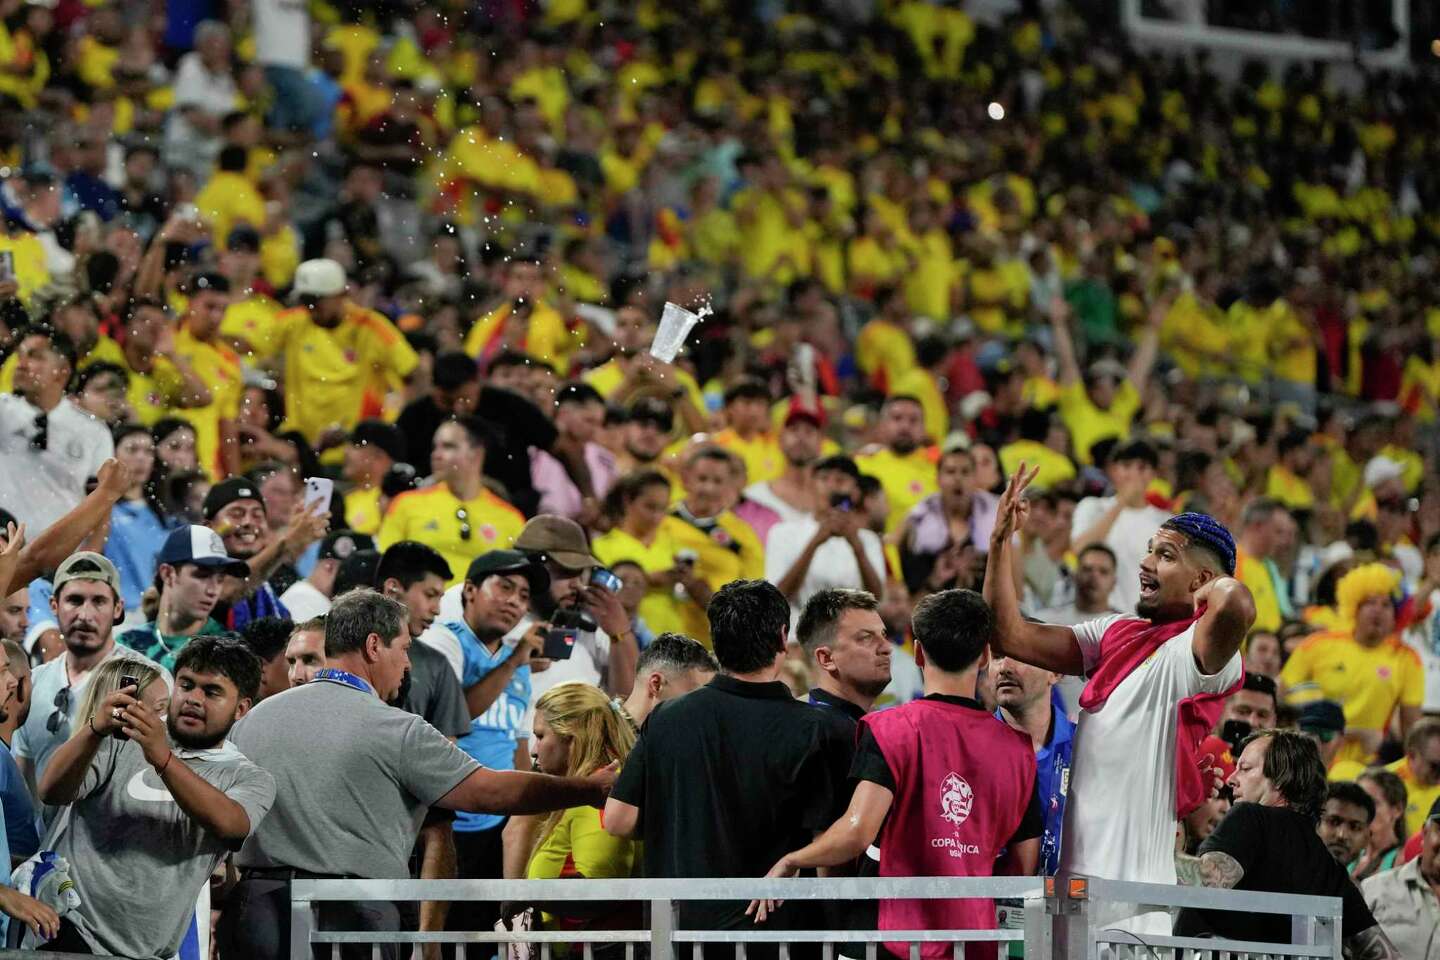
[649,301,708,363]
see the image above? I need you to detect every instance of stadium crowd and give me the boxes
[0,0,1436,955]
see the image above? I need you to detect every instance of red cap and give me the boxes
[783,401,826,430]
[1196,736,1236,796]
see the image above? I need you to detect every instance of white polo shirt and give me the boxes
[0,395,113,534]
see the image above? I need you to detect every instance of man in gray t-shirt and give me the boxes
[36,635,274,959]
[216,588,615,960]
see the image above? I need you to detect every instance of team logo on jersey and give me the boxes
[939,772,973,828]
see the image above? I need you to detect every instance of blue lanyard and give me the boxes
[313,668,374,695]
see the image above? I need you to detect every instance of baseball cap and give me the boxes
[1362,455,1404,490]
[1298,700,1346,740]
[464,549,549,595]
[319,530,375,562]
[516,516,594,571]
[1196,735,1236,796]
[1085,358,1128,383]
[202,477,264,521]
[783,402,825,431]
[293,258,347,298]
[156,525,250,576]
[52,552,122,597]
[349,420,406,464]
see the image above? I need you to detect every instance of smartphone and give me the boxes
[590,567,623,594]
[119,674,140,692]
[1219,719,1252,756]
[0,250,13,284]
[830,492,854,511]
[303,477,334,514]
[543,627,578,661]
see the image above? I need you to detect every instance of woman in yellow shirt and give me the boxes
[592,470,689,636]
[517,682,640,954]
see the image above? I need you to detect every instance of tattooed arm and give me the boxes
[1174,850,1244,888]
[1342,926,1400,960]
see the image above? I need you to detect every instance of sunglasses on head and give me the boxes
[456,506,471,541]
[46,684,70,733]
[29,412,47,452]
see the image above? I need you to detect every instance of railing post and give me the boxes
[1050,876,1090,960]
[1022,881,1051,959]
[650,896,676,960]
[290,879,315,960]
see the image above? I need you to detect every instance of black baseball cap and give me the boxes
[464,549,549,595]
[203,477,263,521]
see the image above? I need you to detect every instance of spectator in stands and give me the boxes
[1244,630,1285,679]
[342,421,406,536]
[1234,499,1295,634]
[856,395,936,534]
[616,632,717,732]
[1381,718,1440,840]
[766,455,885,626]
[1296,700,1348,770]
[372,544,469,738]
[1282,563,1422,771]
[279,530,374,622]
[592,470,691,638]
[987,466,1250,937]
[0,326,114,534]
[1182,736,1235,854]
[744,407,823,540]
[1319,781,1376,870]
[1070,439,1172,614]
[165,20,237,175]
[170,271,239,481]
[713,377,783,488]
[203,477,327,631]
[898,441,998,596]
[992,652,1074,876]
[239,617,293,702]
[378,415,525,585]
[753,589,1040,956]
[395,353,481,471]
[1174,731,1394,958]
[1036,543,1120,713]
[15,553,162,798]
[532,382,617,524]
[0,587,27,644]
[614,398,674,476]
[605,579,850,937]
[38,636,274,957]
[0,639,39,865]
[1354,768,1407,882]
[104,424,170,612]
[1361,794,1440,958]
[118,525,248,672]
[282,616,326,686]
[221,589,614,960]
[1218,671,1279,733]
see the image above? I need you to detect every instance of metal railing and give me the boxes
[289,875,1343,960]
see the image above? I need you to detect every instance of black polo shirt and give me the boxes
[612,673,853,931]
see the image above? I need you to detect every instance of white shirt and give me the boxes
[251,0,310,68]
[743,482,811,526]
[1060,613,1242,934]
[763,516,885,629]
[1404,587,1440,713]
[0,395,113,534]
[1037,601,1121,719]
[277,579,331,622]
[1070,497,1172,614]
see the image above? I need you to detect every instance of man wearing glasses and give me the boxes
[0,325,114,535]
[12,552,165,816]
[378,415,525,586]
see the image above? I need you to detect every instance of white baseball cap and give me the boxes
[293,258,347,298]
[1362,455,1404,490]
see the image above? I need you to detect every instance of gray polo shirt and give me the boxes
[231,677,480,878]
[54,736,274,960]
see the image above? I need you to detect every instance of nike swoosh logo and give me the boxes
[126,768,174,803]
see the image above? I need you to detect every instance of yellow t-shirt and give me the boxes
[889,367,949,444]
[1056,379,1140,465]
[591,526,686,638]
[1265,465,1314,510]
[173,326,243,480]
[1234,547,1281,635]
[126,356,189,427]
[1386,757,1440,839]
[1281,632,1423,768]
[1267,300,1317,387]
[855,446,939,534]
[998,439,1076,491]
[255,304,419,445]
[0,230,50,308]
[526,804,638,890]
[662,512,764,647]
[711,428,783,486]
[463,299,572,373]
[194,171,266,249]
[344,485,383,536]
[855,319,916,393]
[581,359,705,411]
[377,485,524,586]
[219,293,284,356]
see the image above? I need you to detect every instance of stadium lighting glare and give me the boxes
[987,101,1005,121]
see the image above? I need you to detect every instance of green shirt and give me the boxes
[116,618,226,673]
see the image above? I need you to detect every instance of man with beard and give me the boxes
[38,635,274,958]
[0,586,27,643]
[856,395,937,534]
[1317,781,1375,869]
[614,397,676,478]
[14,553,164,802]
[991,653,1074,875]
[743,407,824,542]
[985,465,1251,937]
[203,477,327,631]
[119,525,250,672]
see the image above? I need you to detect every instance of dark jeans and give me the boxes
[36,919,93,953]
[442,820,508,960]
[217,872,415,960]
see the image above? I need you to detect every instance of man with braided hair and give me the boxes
[985,465,1255,937]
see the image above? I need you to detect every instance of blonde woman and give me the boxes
[518,682,639,952]
[73,658,168,735]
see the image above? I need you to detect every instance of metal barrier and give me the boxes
[289,875,1344,960]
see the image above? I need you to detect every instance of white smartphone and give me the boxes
[303,477,334,514]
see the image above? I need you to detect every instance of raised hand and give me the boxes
[990,463,1039,552]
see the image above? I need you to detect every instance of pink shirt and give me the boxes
[529,444,618,520]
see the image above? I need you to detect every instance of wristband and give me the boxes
[156,751,173,776]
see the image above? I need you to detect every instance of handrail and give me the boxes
[1072,876,1343,917]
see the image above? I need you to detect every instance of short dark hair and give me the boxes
[377,541,453,589]
[1325,781,1376,823]
[18,324,77,370]
[333,549,383,598]
[239,616,293,665]
[446,414,497,450]
[218,145,247,172]
[1244,729,1328,822]
[1077,543,1118,569]
[797,589,878,657]
[1241,670,1279,709]
[707,579,790,674]
[1110,438,1158,469]
[325,589,408,656]
[812,454,861,483]
[911,589,994,673]
[75,361,128,391]
[433,351,479,391]
[723,376,770,406]
[635,632,719,679]
[556,381,604,408]
[174,634,262,702]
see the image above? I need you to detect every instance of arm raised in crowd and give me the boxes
[983,465,1085,675]
[13,459,130,587]
[220,503,328,604]
[1125,295,1169,392]
[1047,295,1083,387]
[436,762,615,817]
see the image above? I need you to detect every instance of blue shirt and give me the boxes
[104,501,171,612]
[445,618,530,833]
[996,688,1074,876]
[0,741,40,862]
